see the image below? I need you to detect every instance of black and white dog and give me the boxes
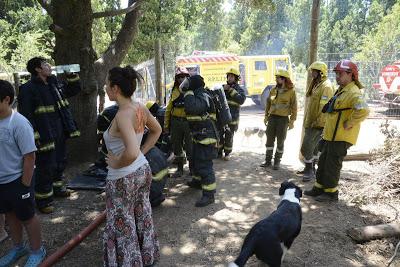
[228,181,302,267]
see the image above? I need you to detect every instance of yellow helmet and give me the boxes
[226,67,240,77]
[145,101,155,110]
[275,68,290,79]
[308,61,328,77]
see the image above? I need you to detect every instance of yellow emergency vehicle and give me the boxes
[175,52,293,109]
[239,55,293,108]
[176,51,240,89]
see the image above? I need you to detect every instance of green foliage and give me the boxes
[318,0,389,62]
[355,1,400,63]
[0,6,52,72]
[0,0,398,79]
[282,0,312,64]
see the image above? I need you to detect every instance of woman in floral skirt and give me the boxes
[103,65,162,267]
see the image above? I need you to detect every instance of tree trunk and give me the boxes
[47,0,142,163]
[52,0,98,163]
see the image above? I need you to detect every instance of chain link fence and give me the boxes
[320,52,400,119]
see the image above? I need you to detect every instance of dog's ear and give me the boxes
[279,181,289,195]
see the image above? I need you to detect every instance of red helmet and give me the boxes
[333,60,359,80]
[175,67,190,77]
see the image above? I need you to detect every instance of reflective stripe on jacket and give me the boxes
[164,87,187,129]
[265,86,297,125]
[224,83,246,121]
[184,88,218,145]
[18,75,81,152]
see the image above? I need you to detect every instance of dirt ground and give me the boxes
[1,100,400,267]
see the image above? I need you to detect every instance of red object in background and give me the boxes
[381,65,400,90]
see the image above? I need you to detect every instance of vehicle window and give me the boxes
[255,61,267,70]
[275,60,288,70]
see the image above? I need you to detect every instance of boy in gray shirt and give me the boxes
[0,80,46,267]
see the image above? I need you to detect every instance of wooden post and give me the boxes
[12,73,21,110]
[13,73,21,95]
[299,0,321,161]
[154,39,164,105]
[308,0,321,72]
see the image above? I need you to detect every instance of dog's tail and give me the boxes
[230,235,256,267]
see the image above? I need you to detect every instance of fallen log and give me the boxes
[347,223,400,242]
[344,153,372,161]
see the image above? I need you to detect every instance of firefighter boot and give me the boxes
[302,162,315,182]
[315,191,339,202]
[54,188,71,198]
[273,152,283,170]
[260,153,273,168]
[195,192,215,207]
[38,203,55,214]
[172,162,184,178]
[304,186,324,197]
[187,179,201,189]
[53,180,71,198]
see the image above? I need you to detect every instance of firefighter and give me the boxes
[164,67,192,178]
[146,101,165,128]
[305,60,369,202]
[219,68,246,160]
[181,75,218,207]
[261,69,297,170]
[298,61,334,181]
[18,57,81,213]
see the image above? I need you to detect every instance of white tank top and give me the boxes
[103,105,148,180]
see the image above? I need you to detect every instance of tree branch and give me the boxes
[37,0,54,17]
[92,1,142,19]
[94,0,143,91]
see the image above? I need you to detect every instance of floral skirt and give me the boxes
[103,164,160,267]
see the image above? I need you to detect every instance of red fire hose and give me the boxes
[40,210,106,267]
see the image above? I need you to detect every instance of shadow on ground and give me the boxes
[1,156,397,267]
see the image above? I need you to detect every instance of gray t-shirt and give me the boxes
[0,111,37,184]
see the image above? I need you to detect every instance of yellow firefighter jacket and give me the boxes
[265,86,297,126]
[322,81,369,145]
[304,78,334,128]
[164,86,187,130]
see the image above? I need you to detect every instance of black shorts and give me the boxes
[0,178,35,221]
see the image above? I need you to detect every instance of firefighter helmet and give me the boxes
[333,60,363,88]
[226,67,240,77]
[309,61,328,77]
[145,101,156,110]
[275,68,290,79]
[333,60,358,77]
[175,67,190,77]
